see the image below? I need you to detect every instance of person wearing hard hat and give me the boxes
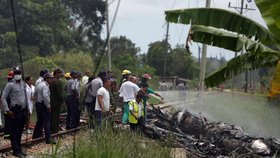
[64,72,71,80]
[65,71,80,129]
[119,69,131,87]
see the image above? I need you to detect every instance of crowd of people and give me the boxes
[0,67,164,158]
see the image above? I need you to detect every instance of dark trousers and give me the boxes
[9,110,26,154]
[85,101,96,129]
[32,102,51,142]
[66,95,80,129]
[129,117,144,132]
[4,114,12,136]
[51,104,62,134]
[95,111,113,128]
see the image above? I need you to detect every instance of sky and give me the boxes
[108,0,266,60]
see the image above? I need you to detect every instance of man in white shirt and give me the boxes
[81,71,91,87]
[119,76,142,125]
[25,76,35,134]
[95,78,111,127]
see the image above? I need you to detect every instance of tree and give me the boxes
[146,41,167,76]
[62,0,106,52]
[108,36,140,70]
[146,41,199,79]
[167,45,199,79]
[0,0,106,57]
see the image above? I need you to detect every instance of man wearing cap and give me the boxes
[119,70,131,87]
[64,72,71,81]
[139,74,164,125]
[2,71,14,140]
[119,76,144,125]
[35,69,48,87]
[50,68,64,134]
[65,71,80,129]
[1,67,29,157]
[32,73,55,144]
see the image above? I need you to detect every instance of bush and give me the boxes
[50,52,94,74]
[63,128,171,158]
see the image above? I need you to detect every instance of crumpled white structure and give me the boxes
[251,139,271,155]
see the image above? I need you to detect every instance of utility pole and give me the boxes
[198,45,201,64]
[199,0,211,92]
[163,22,169,78]
[229,0,255,93]
[106,0,111,71]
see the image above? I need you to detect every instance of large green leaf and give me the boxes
[255,0,280,41]
[165,8,279,46]
[191,25,277,53]
[205,50,280,87]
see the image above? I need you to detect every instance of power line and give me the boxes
[109,0,121,34]
[171,0,177,9]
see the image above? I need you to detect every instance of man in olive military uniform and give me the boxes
[1,67,29,157]
[50,68,64,134]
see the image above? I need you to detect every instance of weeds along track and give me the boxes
[0,126,85,156]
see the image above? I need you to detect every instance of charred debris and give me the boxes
[144,105,280,158]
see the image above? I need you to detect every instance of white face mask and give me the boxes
[14,75,22,80]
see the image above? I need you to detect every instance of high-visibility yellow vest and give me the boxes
[128,100,144,124]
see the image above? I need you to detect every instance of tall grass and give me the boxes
[63,127,171,158]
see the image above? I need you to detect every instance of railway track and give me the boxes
[0,110,122,156]
[0,126,84,155]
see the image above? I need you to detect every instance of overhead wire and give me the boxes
[176,0,191,46]
[110,0,121,34]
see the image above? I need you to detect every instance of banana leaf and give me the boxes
[191,25,278,54]
[165,8,279,46]
[205,50,280,87]
[255,0,280,41]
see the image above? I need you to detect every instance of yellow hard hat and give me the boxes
[64,72,71,78]
[122,70,131,75]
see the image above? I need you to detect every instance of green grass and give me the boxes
[62,127,171,158]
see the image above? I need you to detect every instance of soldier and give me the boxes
[32,73,55,144]
[1,67,29,157]
[50,68,64,134]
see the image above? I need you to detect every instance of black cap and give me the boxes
[70,70,77,77]
[43,73,52,79]
[97,70,107,78]
[40,69,49,77]
[53,68,63,76]
[13,67,22,75]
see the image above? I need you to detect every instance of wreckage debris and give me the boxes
[144,107,280,157]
